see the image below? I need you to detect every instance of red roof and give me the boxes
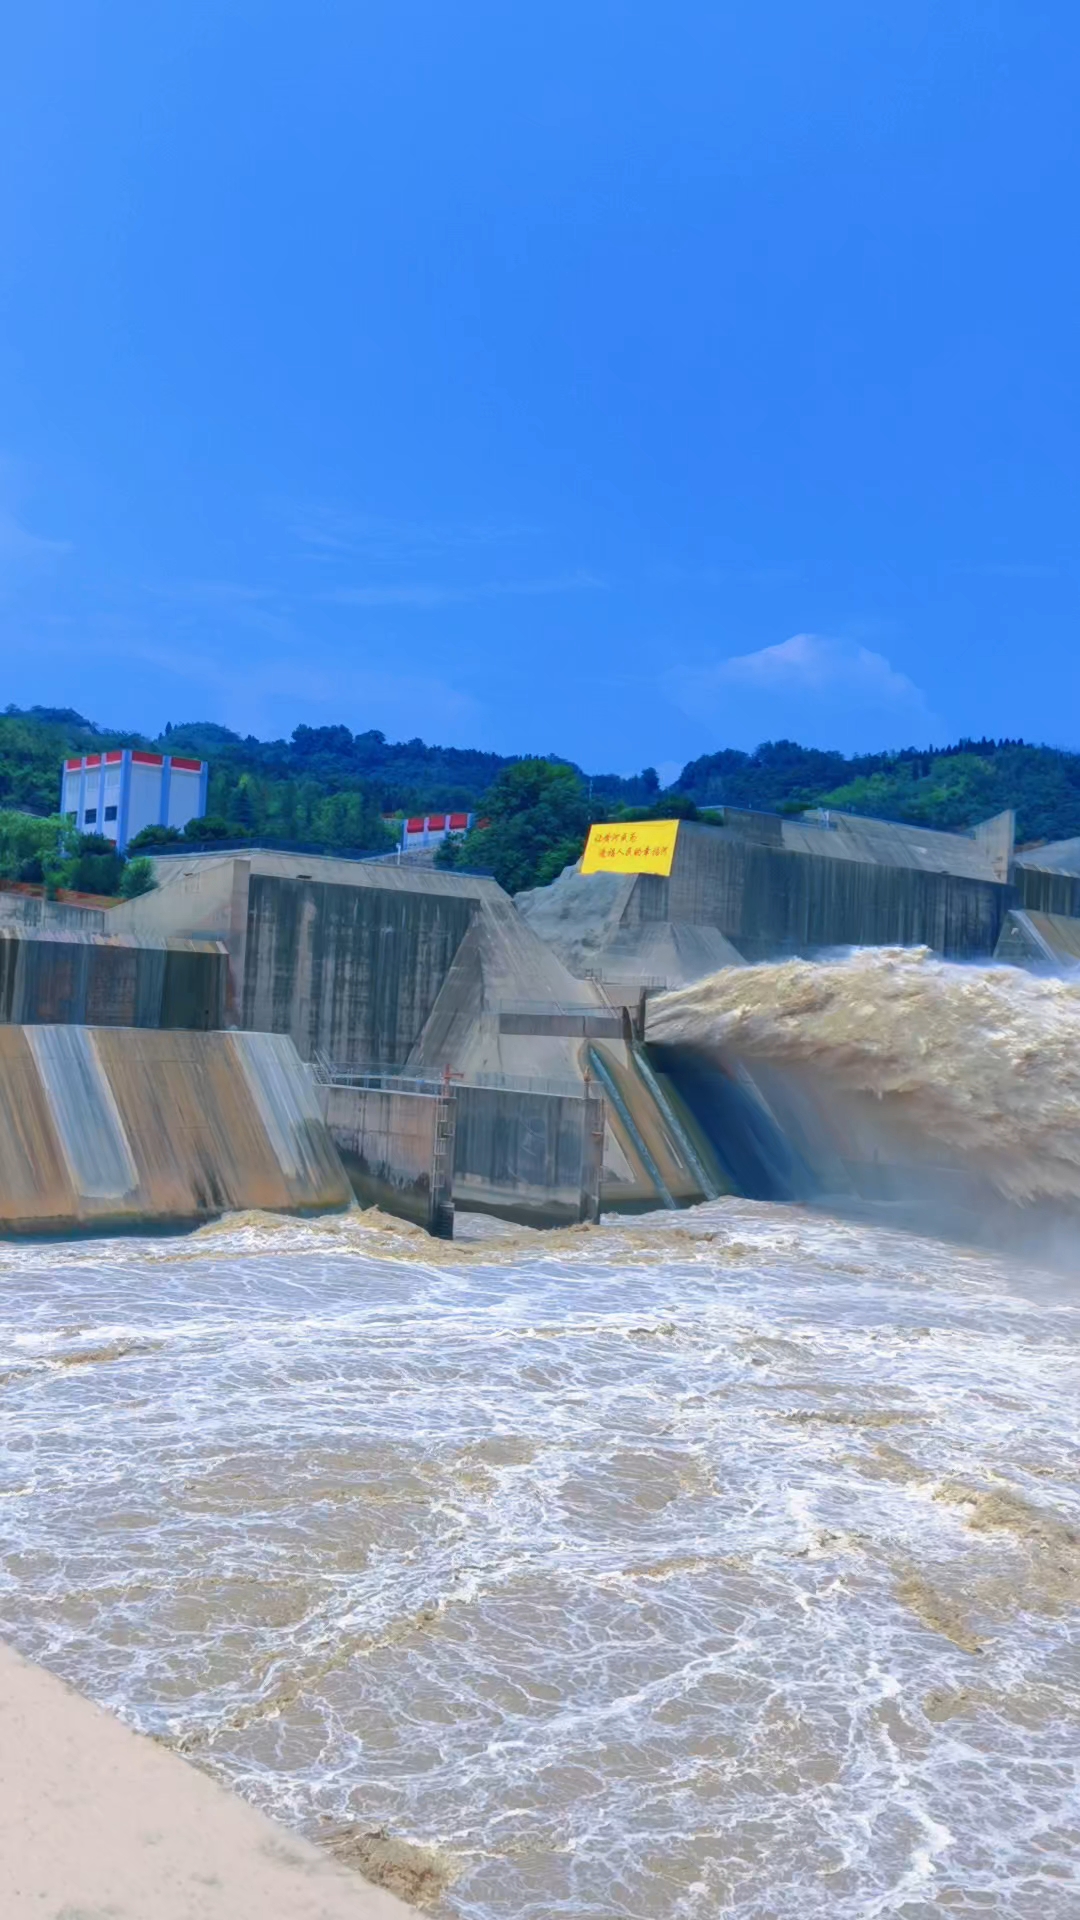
[65,757,81,771]
[170,756,203,772]
[427,814,446,830]
[406,817,424,833]
[105,750,123,763]
[84,754,101,767]
[131,750,164,766]
[449,813,469,830]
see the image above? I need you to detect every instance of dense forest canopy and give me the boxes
[3,705,1080,894]
[674,737,1080,846]
[0,706,661,859]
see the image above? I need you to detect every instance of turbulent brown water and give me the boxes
[651,946,1080,1206]
[1,957,1079,1917]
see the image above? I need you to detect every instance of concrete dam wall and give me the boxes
[453,1081,605,1226]
[321,1075,606,1231]
[0,1027,350,1235]
[517,813,1015,983]
[241,871,476,1065]
[1012,862,1080,922]
[0,930,227,1030]
[113,851,597,1084]
[109,850,500,1044]
[662,822,1009,960]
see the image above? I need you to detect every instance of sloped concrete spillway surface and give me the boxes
[995,907,1080,972]
[0,1026,351,1234]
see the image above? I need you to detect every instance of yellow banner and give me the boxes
[580,819,680,877]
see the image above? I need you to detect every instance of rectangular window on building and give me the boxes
[84,808,97,824]
[104,805,118,822]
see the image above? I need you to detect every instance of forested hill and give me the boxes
[4,704,1080,853]
[675,738,1080,847]
[0,706,659,852]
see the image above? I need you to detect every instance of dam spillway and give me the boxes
[0,1026,350,1234]
[3,847,1080,1915]
[5,830,1080,1244]
[644,945,1080,1260]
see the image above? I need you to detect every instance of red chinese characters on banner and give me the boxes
[580,820,680,877]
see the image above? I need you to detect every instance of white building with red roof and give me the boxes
[400,810,474,852]
[60,750,209,852]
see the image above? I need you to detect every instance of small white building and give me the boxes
[401,810,475,851]
[61,751,209,853]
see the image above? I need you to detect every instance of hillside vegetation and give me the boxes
[676,738,1080,845]
[3,705,1079,895]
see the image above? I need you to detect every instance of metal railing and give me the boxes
[150,840,391,863]
[466,1068,592,1099]
[309,1054,449,1095]
[310,1052,591,1102]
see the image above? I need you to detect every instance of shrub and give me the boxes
[119,856,156,899]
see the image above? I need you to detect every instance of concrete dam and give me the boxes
[3,802,1080,1244]
[7,818,1080,1920]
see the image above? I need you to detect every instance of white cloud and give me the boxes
[666,633,938,752]
[714,632,924,704]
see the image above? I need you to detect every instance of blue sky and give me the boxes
[1,1,1077,779]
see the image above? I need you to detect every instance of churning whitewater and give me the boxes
[0,956,1077,1918]
[652,946,1080,1206]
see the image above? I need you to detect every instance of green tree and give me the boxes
[128,823,184,851]
[229,772,259,832]
[119,856,156,899]
[0,810,79,890]
[437,759,593,894]
[183,814,235,842]
[68,833,124,896]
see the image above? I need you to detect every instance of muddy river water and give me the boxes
[0,1197,1076,1917]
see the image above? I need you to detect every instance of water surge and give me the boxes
[651,947,1080,1207]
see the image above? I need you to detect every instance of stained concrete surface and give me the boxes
[518,811,1015,973]
[112,850,603,1085]
[453,1082,604,1225]
[324,1081,454,1233]
[994,907,1080,971]
[0,1026,351,1233]
[0,928,227,1029]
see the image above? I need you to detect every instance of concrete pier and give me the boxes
[454,1080,605,1226]
[0,1643,414,1918]
[323,1075,457,1235]
[322,1072,607,1231]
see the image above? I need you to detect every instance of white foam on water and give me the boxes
[0,1200,1077,1918]
[651,947,1080,1207]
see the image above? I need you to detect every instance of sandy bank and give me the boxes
[0,1641,415,1918]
